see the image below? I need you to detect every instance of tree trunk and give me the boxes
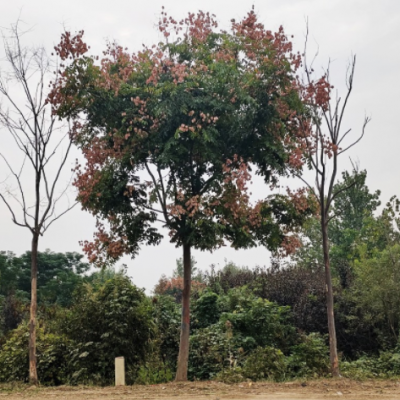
[175,244,192,381]
[29,233,39,385]
[321,220,340,377]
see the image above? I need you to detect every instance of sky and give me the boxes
[0,0,399,292]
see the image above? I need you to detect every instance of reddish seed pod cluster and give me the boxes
[53,30,88,61]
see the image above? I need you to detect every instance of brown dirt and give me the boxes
[1,379,400,399]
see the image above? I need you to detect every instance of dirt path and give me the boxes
[2,379,400,399]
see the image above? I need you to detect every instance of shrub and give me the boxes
[219,288,297,353]
[0,322,70,384]
[341,351,400,379]
[0,294,27,338]
[152,295,181,370]
[64,275,154,384]
[242,346,286,381]
[188,288,298,381]
[134,357,174,385]
[215,367,245,383]
[192,290,220,329]
[188,324,235,380]
[287,333,330,377]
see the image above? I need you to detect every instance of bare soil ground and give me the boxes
[2,379,400,399]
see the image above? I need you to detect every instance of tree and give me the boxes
[51,10,313,380]
[294,169,381,286]
[173,256,199,280]
[0,250,89,306]
[295,44,370,375]
[353,244,400,347]
[154,256,204,304]
[0,24,75,384]
[20,250,89,307]
[347,197,400,348]
[0,252,20,297]
[328,170,381,287]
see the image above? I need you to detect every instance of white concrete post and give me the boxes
[115,356,125,386]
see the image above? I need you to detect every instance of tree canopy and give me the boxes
[50,10,313,265]
[0,250,89,306]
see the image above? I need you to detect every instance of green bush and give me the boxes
[242,346,286,381]
[152,295,180,370]
[189,324,235,380]
[188,288,298,381]
[0,277,157,385]
[219,288,297,352]
[134,358,174,385]
[215,367,245,383]
[0,322,70,384]
[64,275,155,384]
[341,351,400,379]
[287,333,330,377]
[192,290,220,329]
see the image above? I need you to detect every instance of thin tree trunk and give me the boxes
[321,220,340,377]
[29,233,39,385]
[175,244,191,381]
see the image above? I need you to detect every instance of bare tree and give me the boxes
[296,34,370,377]
[0,23,75,384]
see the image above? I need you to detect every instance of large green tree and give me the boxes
[294,169,382,282]
[0,250,89,306]
[51,10,313,380]
[293,169,398,281]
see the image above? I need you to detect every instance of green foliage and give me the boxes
[341,351,400,379]
[4,218,400,385]
[287,333,330,377]
[205,261,253,294]
[188,287,297,380]
[64,275,154,384]
[0,322,70,385]
[0,274,155,385]
[0,294,26,338]
[192,290,220,329]
[86,266,124,288]
[151,295,181,370]
[134,361,173,385]
[243,346,286,381]
[189,323,241,380]
[215,367,245,383]
[204,264,329,339]
[0,250,89,306]
[286,168,400,357]
[293,169,384,285]
[219,288,297,352]
[0,252,20,297]
[351,244,400,348]
[0,323,31,383]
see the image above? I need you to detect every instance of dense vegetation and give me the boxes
[1,170,400,385]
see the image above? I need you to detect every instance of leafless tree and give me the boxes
[0,23,76,384]
[296,30,370,377]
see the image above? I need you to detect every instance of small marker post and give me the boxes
[115,356,125,386]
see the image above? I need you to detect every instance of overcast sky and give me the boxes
[0,0,399,292]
